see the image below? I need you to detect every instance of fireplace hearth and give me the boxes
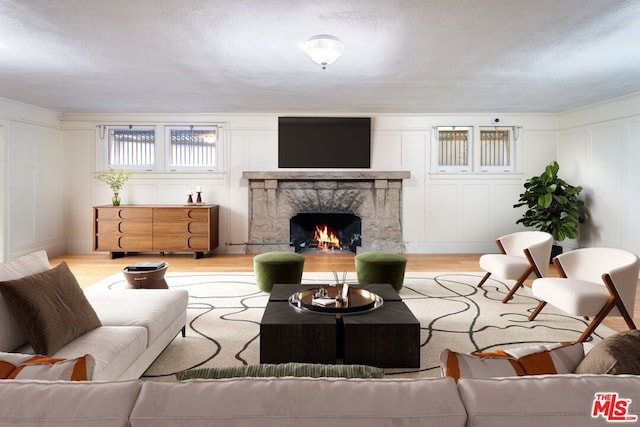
[242,171,410,254]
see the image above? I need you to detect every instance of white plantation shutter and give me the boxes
[436,127,471,171]
[433,126,516,173]
[168,126,218,170]
[480,128,513,171]
[108,128,155,168]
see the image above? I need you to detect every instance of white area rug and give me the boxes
[91,271,616,381]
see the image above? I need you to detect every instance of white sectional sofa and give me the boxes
[2,251,640,426]
[0,251,188,381]
[0,374,639,426]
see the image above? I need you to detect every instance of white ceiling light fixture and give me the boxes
[304,34,344,70]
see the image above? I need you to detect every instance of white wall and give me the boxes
[18,94,640,259]
[61,112,557,255]
[558,93,640,255]
[0,98,66,259]
[370,115,558,253]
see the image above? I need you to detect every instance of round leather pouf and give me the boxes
[355,252,407,291]
[122,262,169,289]
[253,252,305,293]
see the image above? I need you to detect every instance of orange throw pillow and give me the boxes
[440,342,584,382]
[0,352,94,381]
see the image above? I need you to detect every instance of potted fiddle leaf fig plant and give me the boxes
[513,161,585,255]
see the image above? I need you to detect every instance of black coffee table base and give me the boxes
[260,302,337,364]
[342,301,420,368]
[260,284,420,368]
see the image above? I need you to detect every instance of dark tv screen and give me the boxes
[278,117,371,168]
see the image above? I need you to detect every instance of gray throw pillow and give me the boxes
[176,362,385,380]
[574,330,640,374]
[0,262,102,355]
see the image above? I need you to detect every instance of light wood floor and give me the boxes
[50,252,639,333]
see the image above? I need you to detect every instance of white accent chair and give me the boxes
[528,247,640,342]
[477,231,553,303]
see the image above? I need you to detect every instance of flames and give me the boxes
[314,224,341,251]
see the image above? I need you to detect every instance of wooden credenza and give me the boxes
[93,205,219,259]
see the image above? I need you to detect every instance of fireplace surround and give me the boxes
[242,171,410,254]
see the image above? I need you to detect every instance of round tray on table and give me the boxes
[289,285,383,315]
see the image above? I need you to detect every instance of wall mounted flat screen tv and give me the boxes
[278,117,371,168]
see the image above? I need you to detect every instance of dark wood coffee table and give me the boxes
[260,284,420,368]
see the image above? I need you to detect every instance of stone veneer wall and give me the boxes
[242,171,410,254]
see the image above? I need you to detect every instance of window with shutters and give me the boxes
[435,127,472,171]
[433,126,516,173]
[479,128,514,172]
[167,125,218,171]
[106,126,155,169]
[98,123,222,172]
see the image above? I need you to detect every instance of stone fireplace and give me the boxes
[242,171,410,254]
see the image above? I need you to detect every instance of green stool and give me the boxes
[253,251,305,293]
[355,251,407,291]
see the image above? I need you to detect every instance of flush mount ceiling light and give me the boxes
[304,34,344,70]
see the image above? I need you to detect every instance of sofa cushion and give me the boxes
[131,377,468,427]
[0,262,102,355]
[458,374,640,427]
[0,379,142,426]
[0,250,51,351]
[574,329,640,374]
[440,342,584,382]
[176,362,385,380]
[85,288,188,347]
[52,325,148,382]
[0,351,94,380]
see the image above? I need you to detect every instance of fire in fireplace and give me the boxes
[314,224,340,250]
[290,213,362,253]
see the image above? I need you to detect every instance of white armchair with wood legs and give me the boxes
[477,231,553,303]
[528,247,640,342]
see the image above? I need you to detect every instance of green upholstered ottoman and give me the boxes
[355,251,407,291]
[253,251,305,293]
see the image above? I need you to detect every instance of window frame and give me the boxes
[97,122,224,173]
[103,125,157,171]
[432,126,473,172]
[478,127,515,172]
[165,125,219,172]
[432,125,518,174]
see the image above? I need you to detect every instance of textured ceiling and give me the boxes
[1,0,639,114]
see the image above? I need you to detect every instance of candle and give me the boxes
[187,190,192,195]
[196,186,201,192]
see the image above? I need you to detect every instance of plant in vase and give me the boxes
[513,161,585,256]
[95,166,136,206]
